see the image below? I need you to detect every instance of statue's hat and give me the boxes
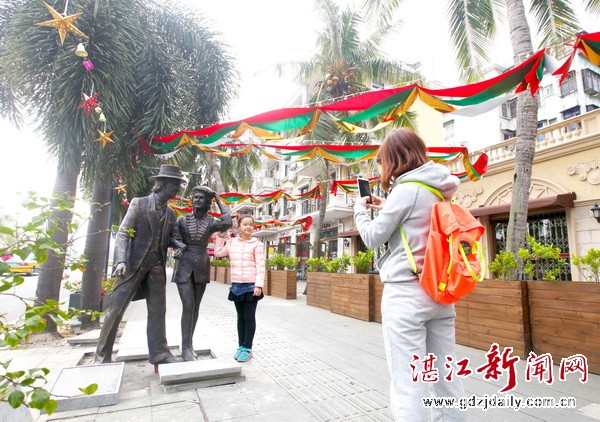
[150,164,186,182]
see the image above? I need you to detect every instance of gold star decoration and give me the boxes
[114,184,127,194]
[36,2,88,45]
[95,130,115,148]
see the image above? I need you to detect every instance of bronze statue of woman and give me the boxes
[172,186,232,361]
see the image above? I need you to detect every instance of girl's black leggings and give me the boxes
[234,300,258,349]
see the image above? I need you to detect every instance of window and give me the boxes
[543,84,555,98]
[493,212,571,281]
[282,197,289,216]
[582,68,600,96]
[562,105,581,120]
[502,129,516,141]
[501,98,518,119]
[443,120,455,139]
[549,118,557,125]
[560,71,577,96]
[536,121,546,142]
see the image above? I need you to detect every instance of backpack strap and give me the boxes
[398,181,443,276]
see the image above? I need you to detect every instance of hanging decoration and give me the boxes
[553,32,600,83]
[147,48,551,151]
[36,2,88,45]
[95,130,114,148]
[330,176,380,195]
[255,216,313,232]
[114,184,127,195]
[78,92,101,116]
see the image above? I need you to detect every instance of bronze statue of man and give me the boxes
[172,185,232,361]
[95,164,187,366]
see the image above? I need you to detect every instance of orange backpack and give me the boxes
[400,182,485,304]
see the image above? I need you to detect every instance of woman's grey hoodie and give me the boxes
[354,161,460,283]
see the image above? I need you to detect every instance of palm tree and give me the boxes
[0,0,237,330]
[288,0,421,258]
[363,0,600,262]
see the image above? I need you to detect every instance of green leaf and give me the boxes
[6,332,22,347]
[8,390,25,409]
[29,389,50,409]
[44,399,58,415]
[79,383,98,395]
[20,377,36,387]
[6,370,25,379]
[0,226,14,235]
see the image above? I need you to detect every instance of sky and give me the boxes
[0,0,596,217]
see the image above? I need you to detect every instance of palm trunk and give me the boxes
[80,172,113,329]
[505,0,538,266]
[209,154,226,194]
[35,161,80,333]
[311,161,330,259]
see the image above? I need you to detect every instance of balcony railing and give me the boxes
[447,108,600,174]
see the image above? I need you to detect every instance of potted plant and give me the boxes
[266,253,299,299]
[527,246,600,374]
[455,249,531,358]
[212,258,230,283]
[63,273,83,309]
[350,249,374,274]
[305,257,330,310]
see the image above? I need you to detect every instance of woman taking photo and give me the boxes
[354,128,466,421]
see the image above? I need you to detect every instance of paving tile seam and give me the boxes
[199,296,390,420]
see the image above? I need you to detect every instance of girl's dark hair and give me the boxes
[378,128,428,191]
[238,215,255,225]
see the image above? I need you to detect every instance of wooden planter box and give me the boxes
[215,266,228,283]
[68,292,82,310]
[210,265,216,281]
[527,281,600,375]
[330,273,371,321]
[455,280,531,358]
[268,270,297,299]
[306,272,331,310]
[370,274,383,323]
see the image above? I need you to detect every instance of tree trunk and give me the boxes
[209,154,226,194]
[311,161,330,259]
[35,162,80,333]
[80,173,113,329]
[505,0,538,270]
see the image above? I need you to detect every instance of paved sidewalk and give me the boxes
[2,279,600,421]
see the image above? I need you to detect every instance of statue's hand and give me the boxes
[173,247,185,260]
[113,262,126,277]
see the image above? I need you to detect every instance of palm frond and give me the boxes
[446,0,496,83]
[529,0,581,49]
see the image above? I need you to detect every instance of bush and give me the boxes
[571,248,600,282]
[351,249,374,274]
[211,258,230,267]
[323,254,351,273]
[266,253,299,270]
[517,236,566,281]
[489,250,518,280]
[306,257,325,272]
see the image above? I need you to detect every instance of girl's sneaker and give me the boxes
[237,348,253,362]
[233,347,245,360]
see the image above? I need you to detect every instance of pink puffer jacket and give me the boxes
[214,236,265,287]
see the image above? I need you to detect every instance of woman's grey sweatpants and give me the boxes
[381,281,467,422]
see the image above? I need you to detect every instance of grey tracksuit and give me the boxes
[354,161,466,421]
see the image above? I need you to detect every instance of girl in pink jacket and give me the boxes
[214,215,265,362]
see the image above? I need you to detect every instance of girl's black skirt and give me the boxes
[228,290,264,302]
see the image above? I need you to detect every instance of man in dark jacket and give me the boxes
[172,185,232,361]
[95,164,187,365]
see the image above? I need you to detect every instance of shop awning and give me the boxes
[470,192,576,217]
[338,229,359,238]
